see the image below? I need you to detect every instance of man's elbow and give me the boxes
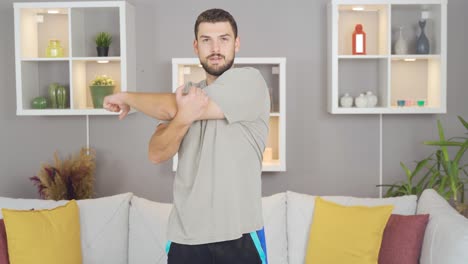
[160,107,176,121]
[148,150,168,164]
[167,109,176,120]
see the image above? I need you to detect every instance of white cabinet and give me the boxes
[328,0,447,114]
[171,58,287,172]
[14,1,136,116]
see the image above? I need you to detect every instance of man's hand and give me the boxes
[175,85,209,125]
[103,92,131,120]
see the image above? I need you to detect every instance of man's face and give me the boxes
[194,22,240,77]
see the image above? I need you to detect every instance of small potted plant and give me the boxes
[94,32,112,56]
[90,75,115,108]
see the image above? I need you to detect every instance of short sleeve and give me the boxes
[203,67,270,124]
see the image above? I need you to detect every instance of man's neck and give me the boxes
[206,74,217,86]
[205,65,236,85]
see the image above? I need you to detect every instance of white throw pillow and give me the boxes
[128,196,172,264]
[0,193,133,264]
[417,189,468,264]
[286,191,417,264]
[77,193,132,264]
[262,192,288,264]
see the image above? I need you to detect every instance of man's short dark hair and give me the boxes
[194,8,238,39]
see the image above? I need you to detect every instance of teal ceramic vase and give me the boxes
[416,19,430,54]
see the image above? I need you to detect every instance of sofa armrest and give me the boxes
[417,189,468,264]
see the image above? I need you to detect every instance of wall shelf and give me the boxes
[14,1,136,116]
[328,0,447,114]
[171,57,287,172]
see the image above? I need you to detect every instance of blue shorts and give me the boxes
[166,227,268,264]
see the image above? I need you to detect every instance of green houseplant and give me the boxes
[95,32,112,56]
[90,75,115,108]
[379,116,468,215]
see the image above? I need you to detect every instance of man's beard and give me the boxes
[200,54,234,77]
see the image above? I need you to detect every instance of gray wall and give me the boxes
[0,0,467,203]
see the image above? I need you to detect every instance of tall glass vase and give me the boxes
[394,26,408,54]
[416,19,430,54]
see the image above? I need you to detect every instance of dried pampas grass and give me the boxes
[30,148,96,200]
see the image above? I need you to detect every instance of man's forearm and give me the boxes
[148,116,191,164]
[123,92,177,120]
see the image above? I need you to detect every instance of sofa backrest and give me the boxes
[128,192,288,264]
[0,191,425,264]
[0,193,132,264]
[417,189,468,264]
[285,191,417,264]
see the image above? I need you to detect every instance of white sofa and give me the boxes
[0,189,467,264]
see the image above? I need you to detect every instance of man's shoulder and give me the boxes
[226,66,261,76]
[218,67,264,83]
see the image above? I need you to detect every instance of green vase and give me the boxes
[31,96,48,109]
[48,83,59,108]
[90,85,114,108]
[56,86,67,109]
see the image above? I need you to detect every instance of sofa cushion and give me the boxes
[286,191,417,264]
[0,220,10,264]
[2,200,82,264]
[305,197,393,264]
[261,192,288,264]
[378,214,429,264]
[128,196,172,264]
[0,198,68,218]
[128,193,288,264]
[417,189,468,264]
[77,193,132,264]
[0,193,132,264]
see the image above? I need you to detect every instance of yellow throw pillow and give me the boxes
[2,200,82,264]
[305,197,393,264]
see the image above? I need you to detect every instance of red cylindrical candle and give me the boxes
[352,24,366,55]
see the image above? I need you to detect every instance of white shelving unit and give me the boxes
[171,57,287,172]
[328,0,447,114]
[14,1,136,116]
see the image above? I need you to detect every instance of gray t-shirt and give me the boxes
[166,67,270,245]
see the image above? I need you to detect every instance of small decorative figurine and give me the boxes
[355,93,368,108]
[366,91,378,107]
[340,93,353,107]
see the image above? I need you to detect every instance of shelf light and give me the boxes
[352,6,365,11]
[35,15,44,23]
[47,10,59,14]
[404,58,416,62]
[97,60,109,64]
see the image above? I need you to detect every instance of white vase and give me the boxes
[355,93,368,108]
[394,26,408,55]
[366,91,378,107]
[340,93,353,107]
